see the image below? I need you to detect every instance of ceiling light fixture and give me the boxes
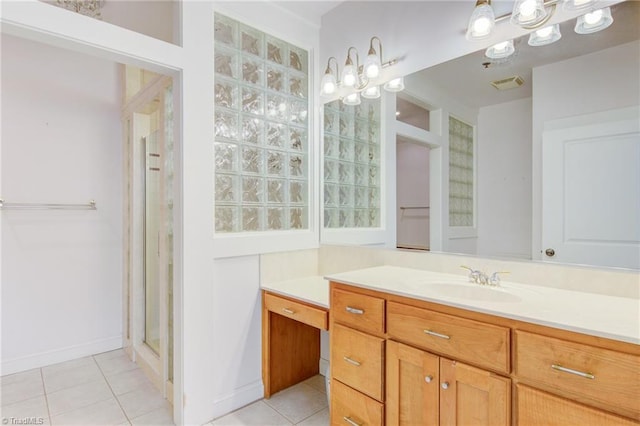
[320,36,401,104]
[563,0,599,11]
[466,0,496,40]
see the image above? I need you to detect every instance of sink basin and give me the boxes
[427,283,522,303]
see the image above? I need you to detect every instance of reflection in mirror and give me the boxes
[398,0,639,269]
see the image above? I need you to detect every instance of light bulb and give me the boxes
[473,16,492,35]
[364,53,381,79]
[584,9,603,25]
[493,41,510,53]
[575,7,612,34]
[536,26,553,38]
[383,77,405,92]
[343,92,361,106]
[342,64,357,88]
[528,24,561,46]
[519,0,537,20]
[466,1,495,40]
[320,72,337,96]
[362,85,380,99]
[485,39,515,59]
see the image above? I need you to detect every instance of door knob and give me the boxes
[545,248,555,257]
[441,382,449,390]
[425,375,433,383]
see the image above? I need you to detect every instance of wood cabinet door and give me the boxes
[386,341,439,426]
[516,384,638,426]
[440,358,511,426]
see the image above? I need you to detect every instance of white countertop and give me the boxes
[262,275,329,309]
[323,266,640,345]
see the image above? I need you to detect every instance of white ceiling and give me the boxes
[407,0,640,109]
[272,1,344,26]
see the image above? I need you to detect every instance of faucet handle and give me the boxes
[460,265,481,283]
[489,271,509,286]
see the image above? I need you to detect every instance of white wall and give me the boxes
[477,98,532,259]
[531,40,640,259]
[396,140,430,249]
[1,35,122,374]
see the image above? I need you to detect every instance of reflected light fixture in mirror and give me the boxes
[575,7,614,34]
[320,36,401,104]
[528,24,562,45]
[485,39,516,59]
[563,0,598,10]
[466,0,496,40]
[511,0,548,26]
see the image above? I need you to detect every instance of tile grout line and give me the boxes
[40,368,53,425]
[93,354,132,425]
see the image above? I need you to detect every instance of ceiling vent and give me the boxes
[491,76,524,90]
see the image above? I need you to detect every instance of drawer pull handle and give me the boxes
[425,375,433,383]
[345,306,364,315]
[282,308,295,315]
[551,364,595,380]
[343,356,361,367]
[441,381,450,390]
[343,416,362,426]
[424,329,451,340]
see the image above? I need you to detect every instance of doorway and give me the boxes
[396,137,431,250]
[122,72,175,405]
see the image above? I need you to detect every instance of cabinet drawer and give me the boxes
[264,293,328,330]
[332,287,385,335]
[387,301,510,374]
[331,379,383,426]
[515,330,640,419]
[331,323,385,401]
[517,384,638,426]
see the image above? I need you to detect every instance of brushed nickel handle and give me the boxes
[345,306,364,315]
[424,329,451,340]
[551,364,595,380]
[343,416,362,426]
[425,375,433,383]
[343,356,361,367]
[441,381,449,390]
[282,308,295,315]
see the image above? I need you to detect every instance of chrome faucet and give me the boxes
[460,266,509,287]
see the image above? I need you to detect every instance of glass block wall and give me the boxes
[214,13,309,232]
[448,116,474,227]
[323,99,381,228]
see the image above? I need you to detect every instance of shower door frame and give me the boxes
[122,75,174,403]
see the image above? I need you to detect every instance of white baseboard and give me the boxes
[1,335,123,376]
[319,357,329,377]
[211,380,264,421]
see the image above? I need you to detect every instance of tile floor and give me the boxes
[210,375,329,426]
[1,349,173,425]
[2,352,328,426]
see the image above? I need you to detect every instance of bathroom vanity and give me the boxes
[325,266,639,426]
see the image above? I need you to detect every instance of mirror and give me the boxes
[395,1,639,269]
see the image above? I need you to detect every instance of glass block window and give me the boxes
[323,99,381,228]
[214,13,309,233]
[449,116,474,227]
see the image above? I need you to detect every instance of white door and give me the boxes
[542,107,640,269]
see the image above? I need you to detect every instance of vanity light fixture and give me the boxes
[465,0,612,41]
[528,23,562,46]
[485,40,516,59]
[574,7,613,34]
[320,36,401,104]
[563,0,598,11]
[466,0,496,40]
[511,0,548,26]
